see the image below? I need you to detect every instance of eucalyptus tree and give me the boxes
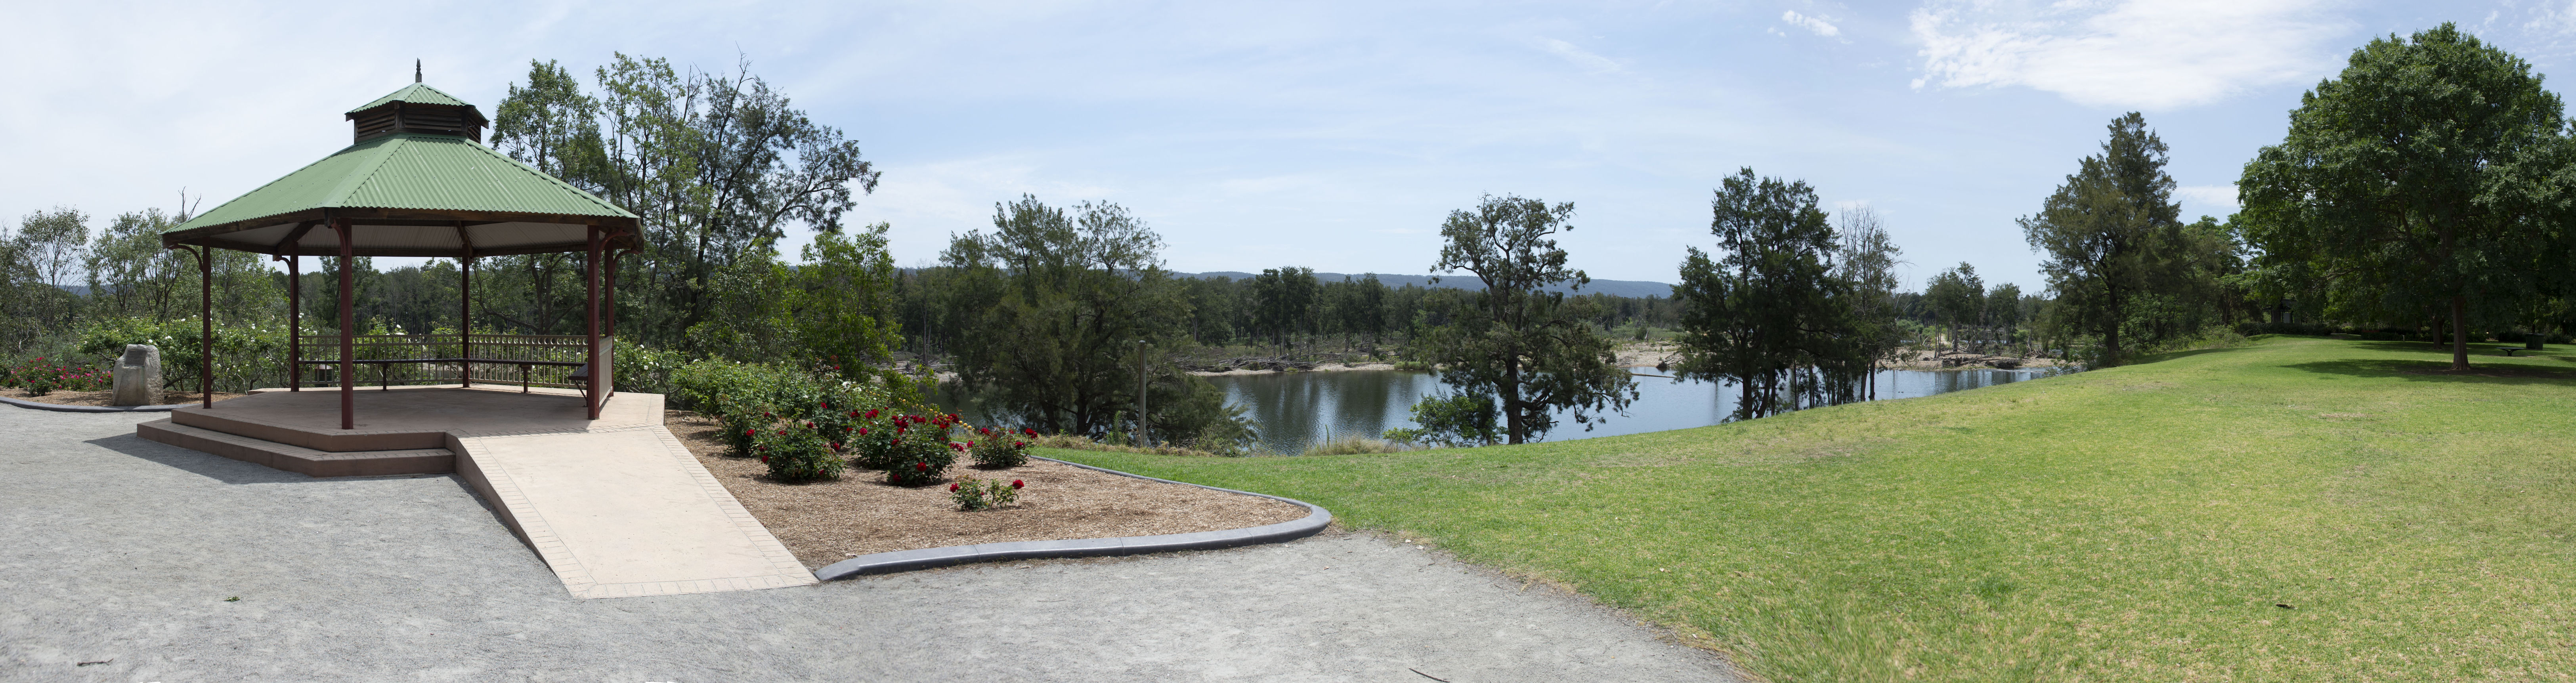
[491,54,882,351]
[1410,194,1633,444]
[939,195,1251,447]
[2239,24,2572,369]
[1674,169,1870,418]
[1926,263,1984,353]
[1830,207,1906,398]
[2022,113,2193,367]
[1249,266,1318,349]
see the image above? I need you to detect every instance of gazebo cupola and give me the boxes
[346,72,487,143]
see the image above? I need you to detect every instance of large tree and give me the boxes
[1410,195,1633,444]
[1925,263,1984,353]
[1673,169,1873,418]
[2022,112,2192,367]
[2239,24,2572,370]
[491,55,882,353]
[938,195,1252,449]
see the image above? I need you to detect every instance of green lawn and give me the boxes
[1044,336,2576,681]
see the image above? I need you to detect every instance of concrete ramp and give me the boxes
[456,426,815,598]
[138,386,814,599]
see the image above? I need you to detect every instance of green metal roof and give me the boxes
[167,132,636,240]
[347,83,474,113]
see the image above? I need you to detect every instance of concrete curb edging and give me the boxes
[0,395,187,413]
[813,456,1332,581]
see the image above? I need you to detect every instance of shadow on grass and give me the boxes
[2128,346,2250,365]
[2284,358,2576,383]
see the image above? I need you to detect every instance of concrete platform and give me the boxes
[134,386,815,598]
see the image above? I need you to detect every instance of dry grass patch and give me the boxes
[664,410,1307,568]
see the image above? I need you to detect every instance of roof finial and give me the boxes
[415,59,422,83]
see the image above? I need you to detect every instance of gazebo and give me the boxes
[159,73,641,426]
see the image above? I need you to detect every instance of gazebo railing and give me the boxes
[294,334,595,391]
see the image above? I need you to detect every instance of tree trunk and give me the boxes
[1502,358,1525,445]
[2102,285,2124,367]
[2450,295,2471,371]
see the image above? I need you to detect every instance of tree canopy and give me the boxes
[2238,23,2575,369]
[1408,194,1633,444]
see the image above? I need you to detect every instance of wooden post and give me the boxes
[585,225,602,420]
[286,251,300,392]
[458,224,473,388]
[197,244,213,409]
[336,219,355,430]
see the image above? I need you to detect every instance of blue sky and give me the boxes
[8,0,2573,291]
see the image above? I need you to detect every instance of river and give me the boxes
[1208,367,2072,454]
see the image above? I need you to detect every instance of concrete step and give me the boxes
[138,419,455,477]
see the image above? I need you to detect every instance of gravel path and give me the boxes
[0,408,1742,682]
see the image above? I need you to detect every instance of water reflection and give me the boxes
[929,366,2072,455]
[1212,367,2072,454]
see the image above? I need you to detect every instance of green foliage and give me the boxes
[789,223,905,382]
[609,338,686,397]
[492,55,881,351]
[965,425,1034,468]
[935,195,1256,447]
[2021,113,2236,368]
[2238,23,2571,370]
[1675,169,1882,418]
[1413,194,1634,444]
[3,357,110,395]
[948,472,1024,511]
[751,417,845,481]
[1383,394,1500,447]
[77,317,291,393]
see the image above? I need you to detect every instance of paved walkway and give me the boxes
[157,387,814,597]
[0,408,1743,682]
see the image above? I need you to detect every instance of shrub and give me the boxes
[966,425,1034,468]
[948,472,1025,511]
[852,411,957,471]
[752,418,845,481]
[78,317,289,393]
[5,357,111,395]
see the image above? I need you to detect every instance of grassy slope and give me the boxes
[1043,336,2576,681]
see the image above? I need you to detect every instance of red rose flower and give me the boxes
[949,483,960,492]
[858,427,869,435]
[1011,480,1024,488]
[744,428,755,436]
[761,455,769,463]
[914,462,927,471]
[1014,441,1025,448]
[866,409,879,418]
[776,429,787,436]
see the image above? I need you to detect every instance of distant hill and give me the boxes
[1180,271,1675,299]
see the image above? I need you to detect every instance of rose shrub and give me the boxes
[751,418,845,481]
[967,426,1033,468]
[948,472,1025,511]
[4,357,111,396]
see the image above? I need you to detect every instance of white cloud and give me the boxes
[1782,10,1841,37]
[2175,184,2239,210]
[1539,38,1624,73]
[1908,0,2352,109]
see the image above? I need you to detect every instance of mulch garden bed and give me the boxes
[663,410,1309,569]
[1,387,246,406]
